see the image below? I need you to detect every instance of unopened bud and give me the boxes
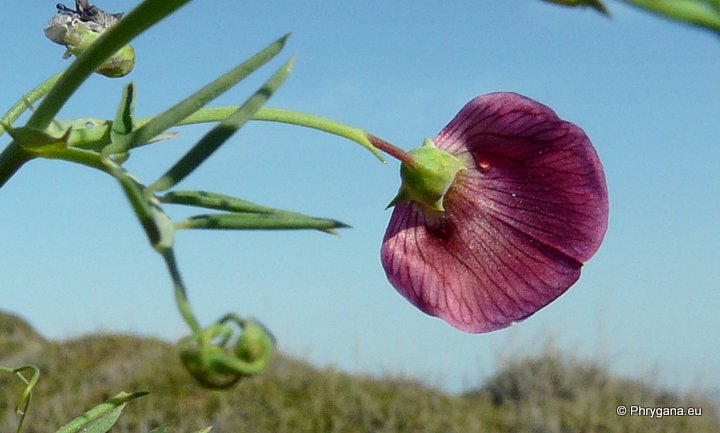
[44,3,135,77]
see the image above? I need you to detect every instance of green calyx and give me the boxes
[388,138,466,211]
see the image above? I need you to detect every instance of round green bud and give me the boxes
[44,13,135,77]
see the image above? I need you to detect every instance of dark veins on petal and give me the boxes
[381,92,608,333]
[435,92,608,263]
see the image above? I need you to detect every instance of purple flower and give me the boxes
[380,92,608,333]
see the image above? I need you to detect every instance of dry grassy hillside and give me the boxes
[1,311,717,433]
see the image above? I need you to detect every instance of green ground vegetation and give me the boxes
[1,311,717,433]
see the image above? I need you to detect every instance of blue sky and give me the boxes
[1,1,718,394]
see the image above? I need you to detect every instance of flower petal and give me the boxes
[381,93,608,333]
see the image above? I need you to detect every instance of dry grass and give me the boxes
[1,311,717,433]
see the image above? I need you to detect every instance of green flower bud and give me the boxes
[68,26,135,78]
[388,138,466,212]
[44,8,135,77]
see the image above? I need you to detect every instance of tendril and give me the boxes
[0,364,40,433]
[163,247,274,389]
[177,314,275,389]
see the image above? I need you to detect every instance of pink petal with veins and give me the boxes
[381,93,608,333]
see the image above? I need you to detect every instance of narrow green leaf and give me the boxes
[624,0,720,34]
[56,391,147,433]
[146,56,295,193]
[106,82,137,157]
[75,404,124,433]
[129,34,289,151]
[160,190,299,214]
[148,427,168,433]
[0,72,63,137]
[159,190,343,234]
[190,427,213,433]
[176,212,349,232]
[27,0,194,130]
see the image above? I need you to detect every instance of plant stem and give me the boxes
[0,72,65,189]
[136,106,416,163]
[252,107,388,162]
[42,148,109,172]
[163,249,201,333]
[0,145,32,189]
[367,133,417,167]
[2,103,413,188]
[149,107,389,159]
[0,72,64,136]
[101,157,201,333]
[0,365,39,433]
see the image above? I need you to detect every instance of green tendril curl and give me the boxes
[0,365,40,433]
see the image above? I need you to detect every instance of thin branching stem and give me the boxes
[163,249,202,333]
[135,106,394,163]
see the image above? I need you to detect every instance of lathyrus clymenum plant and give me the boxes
[1,1,607,432]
